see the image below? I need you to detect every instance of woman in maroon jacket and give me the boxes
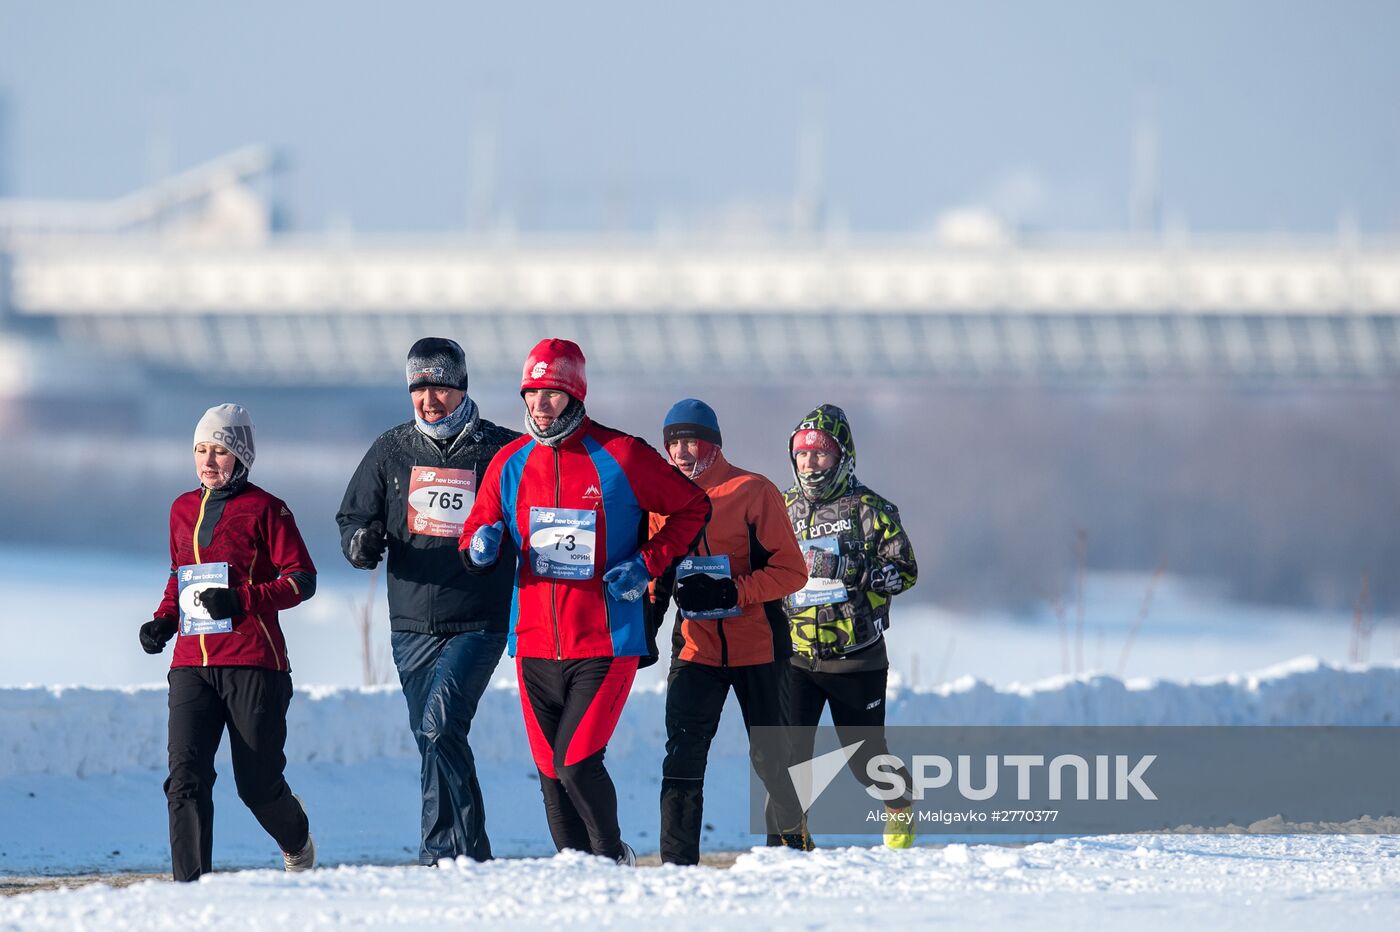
[139,403,318,881]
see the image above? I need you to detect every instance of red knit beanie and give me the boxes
[792,428,839,455]
[520,338,587,401]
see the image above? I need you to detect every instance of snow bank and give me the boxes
[3,658,1396,780]
[890,656,1400,726]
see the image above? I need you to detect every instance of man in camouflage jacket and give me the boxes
[781,403,919,848]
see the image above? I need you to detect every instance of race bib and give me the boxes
[790,537,850,609]
[676,555,741,620]
[178,562,233,635]
[408,466,476,538]
[528,507,598,579]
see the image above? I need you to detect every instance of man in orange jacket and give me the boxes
[649,398,810,864]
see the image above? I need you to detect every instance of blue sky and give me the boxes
[1,0,1396,233]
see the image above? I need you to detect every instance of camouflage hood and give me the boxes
[789,403,857,503]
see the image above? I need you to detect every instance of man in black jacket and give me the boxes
[336,337,520,864]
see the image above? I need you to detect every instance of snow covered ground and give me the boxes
[3,835,1399,931]
[2,659,1398,929]
[4,659,1397,871]
[3,544,1399,928]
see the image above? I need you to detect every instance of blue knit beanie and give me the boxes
[663,398,722,447]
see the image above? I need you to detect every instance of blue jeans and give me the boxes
[392,629,507,863]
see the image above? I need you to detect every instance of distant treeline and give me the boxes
[6,381,1396,615]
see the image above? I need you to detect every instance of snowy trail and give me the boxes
[2,836,1398,930]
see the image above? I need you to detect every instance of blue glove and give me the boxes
[468,521,504,567]
[603,554,650,603]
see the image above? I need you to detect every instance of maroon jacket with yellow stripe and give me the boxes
[154,482,316,671]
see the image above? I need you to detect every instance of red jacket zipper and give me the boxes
[552,446,562,661]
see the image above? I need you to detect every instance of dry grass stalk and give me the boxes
[356,565,390,686]
[1349,573,1372,664]
[1117,563,1166,679]
[1074,527,1088,675]
[1052,593,1069,677]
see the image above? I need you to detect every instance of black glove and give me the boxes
[675,573,739,613]
[637,597,662,670]
[348,520,386,569]
[839,549,867,588]
[196,587,241,621]
[140,617,178,654]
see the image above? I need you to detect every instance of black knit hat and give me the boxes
[406,337,469,392]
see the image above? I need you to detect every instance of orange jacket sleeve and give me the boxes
[734,477,808,607]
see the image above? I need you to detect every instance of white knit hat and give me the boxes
[193,403,256,468]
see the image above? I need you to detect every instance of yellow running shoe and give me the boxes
[883,805,915,849]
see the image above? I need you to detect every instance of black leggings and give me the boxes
[660,660,806,864]
[165,666,309,881]
[517,655,638,859]
[783,664,913,809]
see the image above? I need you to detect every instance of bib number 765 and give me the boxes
[426,490,465,509]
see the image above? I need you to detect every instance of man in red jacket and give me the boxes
[140,403,317,881]
[460,339,710,865]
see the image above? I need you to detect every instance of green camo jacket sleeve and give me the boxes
[856,490,918,598]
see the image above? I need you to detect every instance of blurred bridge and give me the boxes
[3,150,1399,386]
